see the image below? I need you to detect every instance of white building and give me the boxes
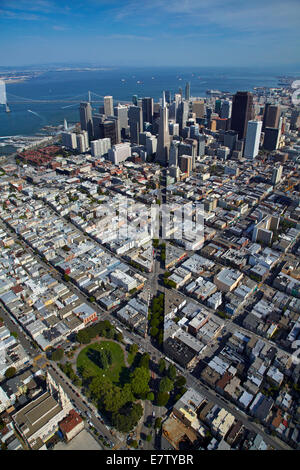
[244,120,262,159]
[108,142,131,164]
[104,95,114,116]
[62,132,77,150]
[91,137,111,157]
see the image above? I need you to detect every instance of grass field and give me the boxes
[77,341,126,384]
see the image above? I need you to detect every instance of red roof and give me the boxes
[59,409,83,435]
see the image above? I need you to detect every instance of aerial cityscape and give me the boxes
[0,0,299,457]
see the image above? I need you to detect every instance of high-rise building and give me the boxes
[224,130,238,153]
[142,97,154,124]
[108,142,131,164]
[76,133,88,153]
[185,82,191,101]
[230,91,254,139]
[79,102,93,140]
[169,140,179,167]
[114,104,128,139]
[104,96,114,116]
[192,100,205,118]
[156,91,170,165]
[271,165,283,186]
[220,100,232,119]
[91,138,111,157]
[128,105,143,145]
[177,100,189,133]
[146,135,157,156]
[179,154,193,176]
[132,95,138,106]
[244,120,262,159]
[263,127,281,151]
[165,90,172,104]
[290,109,300,130]
[169,122,180,136]
[62,132,77,150]
[262,104,281,131]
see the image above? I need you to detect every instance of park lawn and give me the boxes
[77,341,126,384]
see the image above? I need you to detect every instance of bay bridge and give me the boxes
[1,86,130,111]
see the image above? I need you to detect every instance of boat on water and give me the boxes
[206,89,221,96]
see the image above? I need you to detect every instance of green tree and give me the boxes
[5,367,16,379]
[76,329,91,344]
[139,353,150,369]
[159,377,174,393]
[146,434,152,442]
[158,358,166,374]
[51,348,64,361]
[154,417,162,429]
[147,392,154,401]
[129,343,139,355]
[156,392,169,407]
[167,364,176,380]
[130,367,150,397]
[175,376,186,388]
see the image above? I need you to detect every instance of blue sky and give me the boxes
[0,0,300,67]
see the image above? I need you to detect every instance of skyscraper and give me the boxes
[165,90,172,104]
[156,91,170,165]
[177,100,189,133]
[262,104,281,131]
[142,97,154,124]
[185,82,190,101]
[114,104,129,139]
[230,91,254,139]
[271,165,283,185]
[79,102,93,140]
[244,120,262,159]
[128,105,143,145]
[104,96,114,116]
[220,100,232,119]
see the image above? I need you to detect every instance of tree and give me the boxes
[130,367,150,397]
[156,392,169,407]
[139,353,150,369]
[167,364,176,380]
[158,359,166,374]
[159,377,174,393]
[51,348,64,361]
[147,392,154,401]
[5,367,16,379]
[76,329,90,344]
[63,273,70,282]
[146,434,152,442]
[154,417,162,429]
[175,376,186,388]
[129,344,139,356]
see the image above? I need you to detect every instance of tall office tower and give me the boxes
[92,113,105,139]
[132,95,138,106]
[76,133,88,153]
[63,119,68,131]
[181,127,190,139]
[99,120,119,146]
[169,140,179,167]
[206,106,213,126]
[165,90,172,104]
[114,104,128,139]
[177,100,189,132]
[230,91,254,139]
[169,93,181,120]
[142,97,154,124]
[190,124,200,139]
[263,127,281,151]
[128,105,143,145]
[62,132,77,150]
[179,155,193,176]
[271,165,283,186]
[104,96,114,116]
[139,131,152,146]
[79,102,93,140]
[91,138,111,157]
[220,100,232,119]
[244,120,262,159]
[185,82,191,101]
[169,122,180,136]
[146,135,157,156]
[156,91,170,165]
[192,100,205,118]
[262,103,281,131]
[178,87,183,97]
[105,115,121,143]
[198,135,206,157]
[290,109,300,130]
[224,130,238,153]
[179,138,197,169]
[215,99,221,115]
